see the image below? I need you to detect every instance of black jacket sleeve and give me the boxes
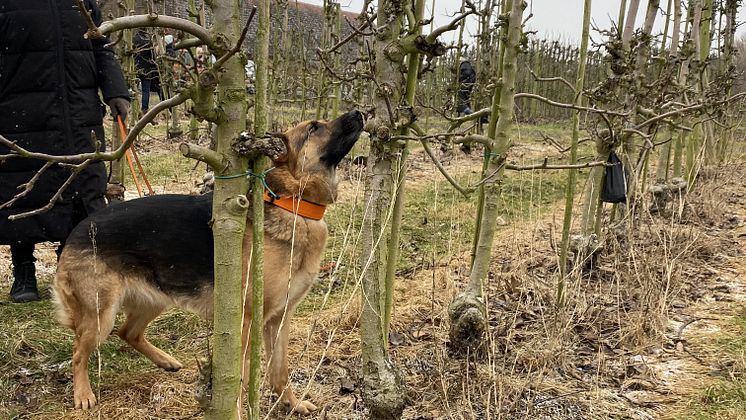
[87,0,129,102]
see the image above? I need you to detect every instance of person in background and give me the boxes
[134,28,162,115]
[457,59,477,116]
[0,0,130,302]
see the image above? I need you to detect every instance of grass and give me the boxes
[679,311,746,419]
[0,294,210,417]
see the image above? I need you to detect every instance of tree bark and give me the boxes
[449,0,525,351]
[359,1,407,418]
[206,0,250,418]
[245,2,270,418]
[383,0,425,346]
[557,0,593,304]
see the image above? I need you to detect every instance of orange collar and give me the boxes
[263,191,326,220]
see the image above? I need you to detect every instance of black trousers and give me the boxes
[9,197,91,264]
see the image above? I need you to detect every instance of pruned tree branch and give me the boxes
[0,91,192,164]
[179,143,228,172]
[86,14,215,50]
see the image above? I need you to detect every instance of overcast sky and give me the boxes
[304,0,746,45]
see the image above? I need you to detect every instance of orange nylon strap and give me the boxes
[116,117,143,197]
[116,116,155,196]
[263,191,326,220]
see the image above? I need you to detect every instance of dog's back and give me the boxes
[64,193,215,293]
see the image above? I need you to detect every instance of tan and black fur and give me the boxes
[53,110,364,413]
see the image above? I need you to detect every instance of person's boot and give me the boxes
[10,262,39,303]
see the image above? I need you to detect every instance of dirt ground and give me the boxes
[1,131,745,419]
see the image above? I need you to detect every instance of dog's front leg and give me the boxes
[266,315,318,414]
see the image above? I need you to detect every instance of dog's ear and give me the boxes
[268,132,289,163]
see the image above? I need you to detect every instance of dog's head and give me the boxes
[266,110,364,205]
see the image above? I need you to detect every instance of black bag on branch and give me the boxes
[601,151,627,203]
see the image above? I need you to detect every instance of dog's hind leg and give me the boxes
[71,303,117,409]
[118,299,182,372]
[265,314,318,414]
[54,261,119,410]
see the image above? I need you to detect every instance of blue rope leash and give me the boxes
[214,167,279,199]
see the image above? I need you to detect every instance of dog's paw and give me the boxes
[157,356,183,372]
[74,387,97,410]
[289,399,318,415]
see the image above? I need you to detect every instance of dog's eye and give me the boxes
[309,121,319,134]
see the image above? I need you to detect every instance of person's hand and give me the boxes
[108,97,130,122]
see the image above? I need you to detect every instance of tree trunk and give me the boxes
[359,1,407,417]
[620,0,659,213]
[557,0,593,304]
[686,0,703,186]
[383,0,425,346]
[449,0,525,351]
[245,2,270,418]
[206,0,250,418]
[622,0,640,48]
[109,0,134,191]
[654,0,676,183]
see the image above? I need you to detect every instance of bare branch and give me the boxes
[174,37,205,50]
[632,92,746,131]
[75,0,98,33]
[0,91,192,164]
[0,161,54,210]
[322,15,375,54]
[87,14,214,50]
[7,160,92,221]
[448,108,492,130]
[425,1,477,43]
[179,143,228,172]
[505,158,615,171]
[420,140,472,197]
[514,93,629,117]
[529,69,576,94]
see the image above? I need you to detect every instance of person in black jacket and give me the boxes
[134,29,163,114]
[457,59,477,116]
[0,0,130,302]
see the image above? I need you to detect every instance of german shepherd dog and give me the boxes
[53,110,364,413]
